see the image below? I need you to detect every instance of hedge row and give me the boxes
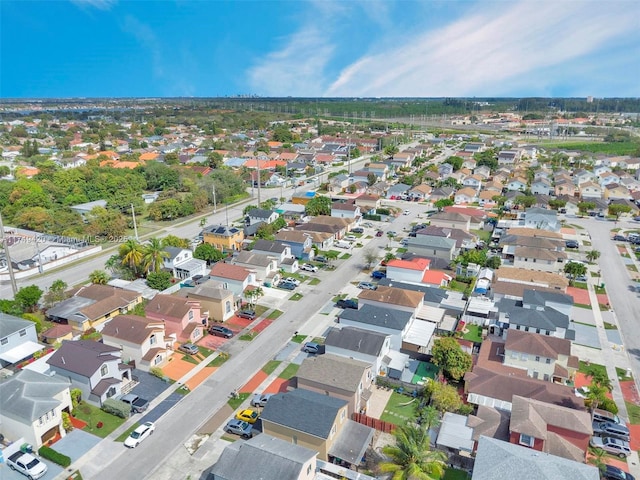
[38,445,71,467]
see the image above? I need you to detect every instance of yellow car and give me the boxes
[235,409,259,424]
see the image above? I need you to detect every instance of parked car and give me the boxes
[300,263,318,272]
[277,281,296,290]
[590,436,631,458]
[371,271,386,279]
[592,421,630,441]
[375,230,384,237]
[179,343,199,355]
[344,235,357,242]
[250,393,274,408]
[403,210,410,215]
[363,222,374,228]
[351,227,364,234]
[124,421,155,448]
[357,281,377,290]
[302,342,322,354]
[603,464,636,480]
[209,325,234,338]
[336,299,358,309]
[235,409,260,424]
[7,452,47,479]
[575,275,588,282]
[120,393,150,414]
[565,240,579,249]
[593,408,622,425]
[613,234,627,241]
[237,309,256,320]
[224,419,253,438]
[315,255,328,264]
[280,277,300,287]
[634,216,640,222]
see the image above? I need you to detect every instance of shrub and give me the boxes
[598,398,619,415]
[62,411,73,432]
[38,445,71,467]
[363,214,381,221]
[101,398,130,419]
[376,208,391,215]
[149,366,164,379]
[70,388,82,410]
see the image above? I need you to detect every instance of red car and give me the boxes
[376,230,384,237]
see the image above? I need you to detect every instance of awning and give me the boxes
[0,340,44,364]
[328,420,374,465]
[403,319,436,347]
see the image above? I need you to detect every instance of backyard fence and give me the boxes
[352,413,396,433]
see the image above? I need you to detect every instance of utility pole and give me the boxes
[131,204,139,241]
[212,185,217,213]
[257,160,262,206]
[0,212,18,296]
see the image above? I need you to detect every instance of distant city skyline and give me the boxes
[1,0,639,99]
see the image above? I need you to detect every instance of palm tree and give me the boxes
[380,424,447,480]
[588,445,607,474]
[119,239,143,275]
[142,238,169,274]
[586,250,601,263]
[246,287,264,309]
[89,269,110,285]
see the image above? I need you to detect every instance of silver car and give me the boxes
[250,393,274,407]
[590,436,631,458]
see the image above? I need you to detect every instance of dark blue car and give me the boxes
[371,271,386,279]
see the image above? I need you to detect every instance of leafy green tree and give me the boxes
[89,270,110,285]
[578,201,596,215]
[22,313,43,334]
[379,424,447,480]
[142,238,169,274]
[608,203,632,220]
[193,243,225,264]
[383,144,399,157]
[162,235,190,249]
[43,280,68,308]
[363,248,378,270]
[143,161,181,190]
[492,195,506,206]
[14,285,43,312]
[485,256,501,269]
[163,152,179,165]
[367,172,377,186]
[416,405,441,430]
[305,196,331,216]
[457,248,487,267]
[146,271,172,290]
[207,151,223,168]
[433,198,453,211]
[515,195,536,208]
[427,381,464,413]
[444,155,463,171]
[564,262,587,285]
[430,337,473,380]
[548,198,567,210]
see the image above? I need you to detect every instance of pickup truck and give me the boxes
[120,393,150,414]
[7,451,48,479]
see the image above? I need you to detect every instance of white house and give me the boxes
[0,315,43,368]
[163,247,207,280]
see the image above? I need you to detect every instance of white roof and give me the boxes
[467,297,498,315]
[436,412,475,453]
[403,319,436,347]
[416,305,445,324]
[0,340,44,364]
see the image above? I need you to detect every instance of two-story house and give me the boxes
[454,187,480,204]
[47,340,133,406]
[338,304,413,351]
[101,314,172,371]
[496,293,574,340]
[261,389,374,468]
[209,262,257,297]
[145,294,205,344]
[251,240,293,266]
[0,370,72,448]
[579,181,603,200]
[177,279,236,323]
[203,224,245,252]
[509,395,592,463]
[330,201,361,219]
[523,208,560,232]
[275,230,314,260]
[231,251,280,286]
[163,247,207,280]
[296,354,373,416]
[246,208,280,226]
[0,315,43,368]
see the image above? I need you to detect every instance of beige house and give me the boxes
[176,279,236,323]
[513,247,566,273]
[101,314,172,371]
[296,354,374,416]
[358,285,424,316]
[428,211,472,231]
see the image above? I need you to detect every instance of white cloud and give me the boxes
[121,16,165,78]
[70,0,117,10]
[247,26,334,96]
[325,0,639,96]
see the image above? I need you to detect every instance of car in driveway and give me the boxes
[250,393,274,407]
[375,230,384,237]
[302,342,323,354]
[281,277,301,286]
[603,464,636,480]
[209,325,234,338]
[344,235,357,242]
[224,419,253,438]
[592,421,630,441]
[357,281,377,290]
[236,309,256,320]
[336,299,358,309]
[590,436,631,458]
[565,240,579,249]
[299,263,318,272]
[124,421,155,448]
[351,227,364,234]
[277,281,296,290]
[314,255,328,264]
[613,234,627,241]
[235,409,260,424]
[371,271,386,279]
[178,343,199,355]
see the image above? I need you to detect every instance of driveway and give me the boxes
[52,429,102,463]
[572,322,600,349]
[131,369,173,400]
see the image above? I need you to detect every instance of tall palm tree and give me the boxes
[246,287,264,309]
[89,269,110,285]
[380,424,447,480]
[142,238,169,275]
[119,239,143,275]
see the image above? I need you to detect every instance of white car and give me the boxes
[344,235,357,242]
[124,421,155,448]
[300,263,318,273]
[403,210,410,215]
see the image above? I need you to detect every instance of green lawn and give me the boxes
[254,304,269,317]
[278,363,299,380]
[181,354,199,365]
[532,140,640,155]
[291,334,307,344]
[267,309,283,320]
[290,293,304,301]
[579,361,608,379]
[443,468,471,480]
[239,331,257,341]
[208,353,230,367]
[380,391,418,426]
[332,293,347,303]
[283,272,309,282]
[461,324,483,343]
[573,282,588,290]
[115,423,140,442]
[309,278,321,286]
[626,402,640,424]
[617,367,633,379]
[262,360,281,374]
[340,253,352,259]
[72,402,126,438]
[472,229,492,243]
[603,322,617,330]
[396,248,408,254]
[228,393,250,409]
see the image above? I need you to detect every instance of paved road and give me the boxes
[66,201,424,480]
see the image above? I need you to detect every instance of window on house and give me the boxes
[225,301,231,313]
[0,337,7,345]
[154,356,162,365]
[39,416,43,426]
[19,329,26,337]
[107,386,116,398]
[510,352,518,359]
[307,465,312,475]
[100,365,108,376]
[193,329,201,339]
[532,371,539,379]
[524,326,529,332]
[543,374,550,381]
[520,353,528,361]
[150,334,156,345]
[519,434,534,447]
[535,356,540,362]
[188,310,194,320]
[545,358,551,364]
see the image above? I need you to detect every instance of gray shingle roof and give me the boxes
[408,235,456,249]
[248,208,275,219]
[324,327,388,356]
[252,240,288,254]
[261,389,347,439]
[472,436,599,480]
[296,353,370,393]
[0,369,70,422]
[498,298,570,331]
[0,314,34,338]
[523,289,573,308]
[208,434,316,480]
[339,304,412,331]
[47,340,121,378]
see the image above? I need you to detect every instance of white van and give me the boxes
[335,240,352,249]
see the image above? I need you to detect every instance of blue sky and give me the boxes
[1,0,638,98]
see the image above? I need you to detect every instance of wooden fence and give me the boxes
[351,412,396,433]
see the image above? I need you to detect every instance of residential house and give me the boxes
[46,340,133,406]
[101,315,172,371]
[496,295,574,340]
[358,285,424,316]
[408,184,432,201]
[295,216,354,240]
[163,247,207,280]
[264,173,288,187]
[246,208,280,226]
[354,194,381,214]
[523,208,560,232]
[474,165,492,179]
[251,240,293,266]
[509,396,592,463]
[462,175,483,189]
[454,187,479,204]
[530,179,552,196]
[472,436,599,480]
[177,279,236,323]
[554,178,576,197]
[203,224,245,252]
[232,251,280,285]
[386,183,412,199]
[579,181,602,200]
[438,163,454,178]
[429,187,455,202]
[275,230,314,260]
[261,389,374,468]
[407,235,457,261]
[598,171,620,187]
[465,143,486,154]
[479,190,498,206]
[296,354,373,416]
[512,246,566,273]
[573,169,595,186]
[145,294,206,344]
[69,200,108,222]
[329,174,350,193]
[503,329,578,383]
[494,267,568,291]
[0,370,72,448]
[390,152,413,168]
[338,304,413,351]
[0,314,43,368]
[45,284,142,333]
[209,262,257,297]
[506,178,527,192]
[604,183,631,200]
[498,150,521,166]
[367,162,389,179]
[330,201,361,219]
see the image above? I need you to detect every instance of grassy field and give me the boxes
[579,361,608,379]
[228,393,250,409]
[278,363,299,380]
[443,468,471,480]
[380,392,418,426]
[239,331,257,341]
[291,334,306,344]
[72,402,126,438]
[617,367,633,379]
[308,278,321,286]
[208,353,230,367]
[262,360,281,375]
[533,140,639,155]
